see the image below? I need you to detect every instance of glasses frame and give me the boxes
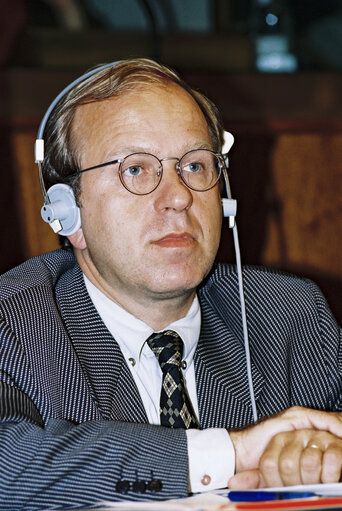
[75,149,226,196]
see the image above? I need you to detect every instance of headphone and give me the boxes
[35,62,122,236]
[35,61,237,236]
[34,61,257,422]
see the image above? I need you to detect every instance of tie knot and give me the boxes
[147,330,183,371]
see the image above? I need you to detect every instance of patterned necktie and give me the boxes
[147,330,199,429]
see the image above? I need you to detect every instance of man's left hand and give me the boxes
[229,428,342,488]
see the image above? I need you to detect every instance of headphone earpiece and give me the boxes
[222,198,237,218]
[35,61,122,237]
[222,198,237,228]
[220,131,237,228]
[41,183,81,236]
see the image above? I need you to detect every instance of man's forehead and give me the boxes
[71,82,211,153]
[73,82,200,119]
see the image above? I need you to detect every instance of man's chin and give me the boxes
[146,271,206,299]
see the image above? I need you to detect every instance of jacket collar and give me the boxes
[54,253,264,428]
[55,262,148,424]
[195,265,265,429]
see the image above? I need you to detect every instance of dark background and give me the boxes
[1,0,342,322]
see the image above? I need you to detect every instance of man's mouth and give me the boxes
[151,233,195,248]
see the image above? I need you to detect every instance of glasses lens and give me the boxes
[120,153,161,195]
[180,150,222,191]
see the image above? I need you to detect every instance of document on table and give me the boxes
[73,484,342,511]
[75,491,228,511]
[223,482,342,497]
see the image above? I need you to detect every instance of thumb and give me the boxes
[228,469,265,489]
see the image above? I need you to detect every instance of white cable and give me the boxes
[232,224,258,423]
[222,149,258,423]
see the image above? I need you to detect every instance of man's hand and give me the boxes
[228,406,342,488]
[229,429,342,488]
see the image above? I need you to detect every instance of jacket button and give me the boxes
[132,480,146,493]
[148,478,163,492]
[116,480,130,494]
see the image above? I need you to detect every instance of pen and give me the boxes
[228,491,316,502]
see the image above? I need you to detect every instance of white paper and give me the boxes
[77,492,228,511]
[50,485,342,511]
[223,482,342,496]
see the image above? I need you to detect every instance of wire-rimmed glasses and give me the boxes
[77,149,225,195]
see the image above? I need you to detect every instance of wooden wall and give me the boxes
[1,70,341,322]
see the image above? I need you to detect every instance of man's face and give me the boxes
[70,83,222,309]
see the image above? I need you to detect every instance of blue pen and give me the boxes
[229,491,316,502]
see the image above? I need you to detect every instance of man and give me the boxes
[0,58,341,509]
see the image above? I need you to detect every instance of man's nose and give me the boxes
[154,159,193,213]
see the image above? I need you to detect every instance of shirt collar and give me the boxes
[83,275,201,366]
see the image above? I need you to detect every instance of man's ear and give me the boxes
[67,228,87,250]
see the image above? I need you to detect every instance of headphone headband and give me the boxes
[35,60,122,163]
[32,63,255,421]
[34,59,236,234]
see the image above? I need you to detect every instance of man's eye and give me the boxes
[183,162,203,173]
[123,166,143,177]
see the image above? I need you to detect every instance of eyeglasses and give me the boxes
[77,149,225,195]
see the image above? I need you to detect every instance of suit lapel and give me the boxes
[196,268,265,429]
[55,263,148,424]
[55,258,264,428]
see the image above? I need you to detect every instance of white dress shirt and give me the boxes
[84,275,235,492]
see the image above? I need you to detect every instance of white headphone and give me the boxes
[35,62,122,235]
[34,61,257,422]
[35,62,237,236]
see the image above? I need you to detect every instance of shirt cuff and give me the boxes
[186,428,235,493]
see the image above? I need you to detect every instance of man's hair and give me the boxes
[41,58,224,248]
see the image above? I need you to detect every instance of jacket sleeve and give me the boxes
[0,320,189,510]
[309,279,342,411]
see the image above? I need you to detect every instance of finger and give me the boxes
[277,438,303,486]
[228,470,265,489]
[300,443,323,485]
[283,407,342,438]
[321,444,342,483]
[231,408,342,475]
[259,435,285,487]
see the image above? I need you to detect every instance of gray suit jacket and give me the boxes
[0,250,341,509]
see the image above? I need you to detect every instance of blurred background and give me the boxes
[0,0,341,322]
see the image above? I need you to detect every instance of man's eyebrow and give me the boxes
[182,138,216,150]
[190,141,215,151]
[105,147,145,159]
[105,142,216,160]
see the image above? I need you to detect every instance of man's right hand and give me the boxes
[233,428,342,488]
[229,406,342,481]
